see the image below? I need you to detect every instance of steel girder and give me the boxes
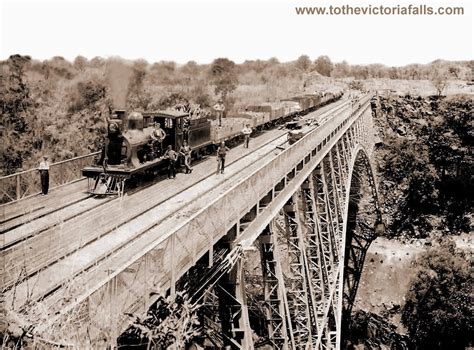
[217,258,254,350]
[259,225,292,349]
[27,97,380,349]
[282,196,313,349]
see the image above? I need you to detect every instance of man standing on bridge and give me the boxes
[213,99,225,127]
[216,141,230,174]
[151,122,167,157]
[38,155,50,196]
[179,140,193,174]
[241,124,252,148]
[164,145,178,179]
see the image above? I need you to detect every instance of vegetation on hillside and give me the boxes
[1,54,471,175]
[372,94,473,238]
[401,241,473,349]
[346,310,411,349]
[119,292,200,349]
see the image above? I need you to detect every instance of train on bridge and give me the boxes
[82,89,343,195]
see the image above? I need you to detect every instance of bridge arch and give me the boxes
[2,95,383,349]
[338,145,384,347]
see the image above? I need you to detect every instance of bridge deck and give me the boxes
[1,179,89,234]
[2,99,348,316]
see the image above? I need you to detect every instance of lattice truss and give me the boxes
[30,101,381,349]
[251,114,382,350]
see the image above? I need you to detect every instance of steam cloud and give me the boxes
[106,59,133,109]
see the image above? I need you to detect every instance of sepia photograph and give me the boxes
[1,0,472,349]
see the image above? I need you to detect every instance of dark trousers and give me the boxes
[40,170,49,195]
[152,141,163,157]
[244,135,250,148]
[218,156,225,173]
[168,160,176,178]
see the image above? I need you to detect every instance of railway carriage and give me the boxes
[82,89,343,195]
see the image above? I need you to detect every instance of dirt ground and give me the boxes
[364,79,474,96]
[354,233,473,332]
[354,237,423,330]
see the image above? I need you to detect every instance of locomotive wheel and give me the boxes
[89,174,127,196]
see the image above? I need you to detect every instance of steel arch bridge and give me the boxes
[4,95,383,349]
[206,98,384,350]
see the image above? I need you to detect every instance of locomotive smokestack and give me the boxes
[114,110,126,121]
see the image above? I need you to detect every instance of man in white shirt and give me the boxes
[213,100,225,127]
[38,155,50,195]
[242,124,252,148]
[151,122,167,156]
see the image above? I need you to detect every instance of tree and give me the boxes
[267,57,280,65]
[401,242,473,349]
[348,80,364,91]
[0,55,33,174]
[389,67,399,79]
[295,55,312,72]
[73,55,88,72]
[405,166,439,211]
[448,66,460,79]
[68,75,107,113]
[350,65,369,80]
[45,56,74,79]
[314,55,334,77]
[367,63,387,79]
[430,67,449,96]
[403,64,421,80]
[332,60,350,78]
[208,58,238,102]
[1,55,31,131]
[181,60,199,77]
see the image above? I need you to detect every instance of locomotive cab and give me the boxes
[142,110,189,152]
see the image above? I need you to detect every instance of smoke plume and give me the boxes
[106,59,133,109]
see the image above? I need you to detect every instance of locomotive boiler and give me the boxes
[82,88,344,195]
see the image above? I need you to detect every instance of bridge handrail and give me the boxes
[0,151,100,203]
[29,95,373,334]
[0,152,100,180]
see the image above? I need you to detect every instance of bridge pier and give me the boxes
[282,195,313,348]
[8,96,384,349]
[259,225,291,349]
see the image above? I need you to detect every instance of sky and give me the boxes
[1,0,472,66]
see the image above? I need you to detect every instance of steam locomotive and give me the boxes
[82,90,343,195]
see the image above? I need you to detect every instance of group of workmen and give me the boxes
[148,122,193,179]
[151,121,253,179]
[160,141,193,179]
[36,121,253,195]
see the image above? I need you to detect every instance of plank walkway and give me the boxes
[2,99,346,315]
[0,180,89,231]
[3,129,287,308]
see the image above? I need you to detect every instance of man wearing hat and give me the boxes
[38,155,50,195]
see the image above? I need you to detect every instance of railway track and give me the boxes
[33,99,358,331]
[2,100,351,309]
[1,98,347,243]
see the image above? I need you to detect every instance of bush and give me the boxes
[401,242,473,349]
[119,292,200,349]
[349,80,364,91]
[1,146,24,175]
[68,76,106,113]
